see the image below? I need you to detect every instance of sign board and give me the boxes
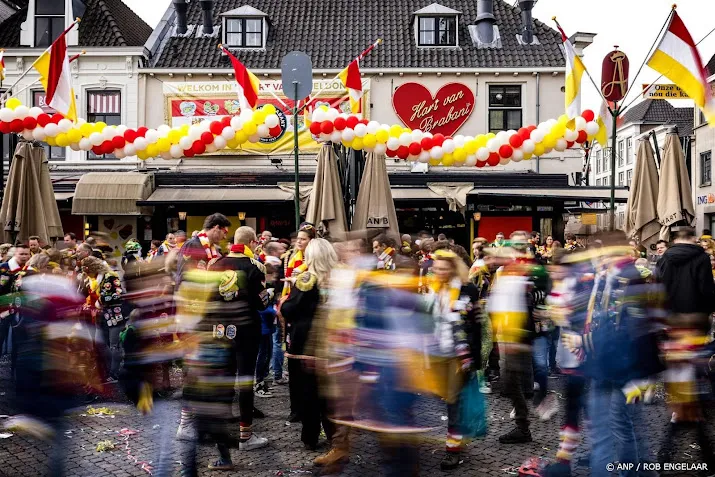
[601,50,629,102]
[281,51,313,101]
[367,216,389,228]
[163,80,370,155]
[581,213,597,225]
[392,83,474,137]
[696,193,715,206]
[642,84,690,100]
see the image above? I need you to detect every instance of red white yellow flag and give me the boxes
[221,45,261,111]
[338,39,381,114]
[34,24,78,121]
[0,50,5,82]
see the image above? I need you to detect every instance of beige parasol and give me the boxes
[352,152,399,241]
[0,141,63,244]
[624,138,660,249]
[656,133,694,241]
[306,144,348,237]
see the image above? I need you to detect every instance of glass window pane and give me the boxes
[420,31,435,45]
[504,86,521,107]
[35,18,51,47]
[246,33,262,47]
[227,33,242,46]
[246,19,261,33]
[506,110,522,130]
[37,0,64,15]
[489,86,505,106]
[105,115,121,126]
[227,19,242,33]
[419,17,435,31]
[489,110,504,132]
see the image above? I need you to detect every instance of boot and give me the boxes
[314,447,349,466]
[440,452,463,470]
[499,427,532,444]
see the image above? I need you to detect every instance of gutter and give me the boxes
[138,66,566,75]
[1,46,149,57]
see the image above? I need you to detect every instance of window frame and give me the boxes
[224,17,264,48]
[626,137,633,164]
[701,150,712,187]
[618,140,624,167]
[86,90,122,160]
[488,84,522,135]
[32,89,66,161]
[627,168,633,186]
[618,171,624,186]
[34,0,65,48]
[417,15,457,47]
[595,149,601,173]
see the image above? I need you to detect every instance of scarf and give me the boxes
[229,244,255,258]
[7,258,22,273]
[198,232,219,260]
[429,277,463,354]
[283,249,306,296]
[377,247,396,270]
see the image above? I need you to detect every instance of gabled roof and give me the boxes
[413,3,461,15]
[219,5,268,17]
[151,0,564,70]
[0,0,152,48]
[621,99,693,137]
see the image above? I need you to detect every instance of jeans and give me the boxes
[589,380,639,477]
[100,325,122,379]
[533,335,549,405]
[271,327,284,378]
[503,350,531,432]
[148,400,177,477]
[255,333,273,383]
[233,325,260,426]
[549,327,560,370]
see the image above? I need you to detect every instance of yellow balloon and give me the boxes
[181,124,190,134]
[94,122,107,132]
[558,114,569,125]
[157,138,171,152]
[464,140,478,155]
[341,139,353,148]
[252,110,266,124]
[454,148,467,162]
[55,134,70,147]
[523,153,533,160]
[137,150,148,160]
[226,138,239,149]
[363,134,377,149]
[262,104,277,115]
[375,130,389,143]
[67,129,82,143]
[475,135,488,148]
[235,131,248,144]
[552,123,566,138]
[543,135,557,150]
[533,144,545,156]
[168,130,181,144]
[442,153,454,167]
[145,145,157,157]
[46,137,57,146]
[352,137,364,150]
[389,125,402,137]
[243,121,257,136]
[429,158,441,166]
[6,98,21,110]
[486,132,496,139]
[79,123,94,137]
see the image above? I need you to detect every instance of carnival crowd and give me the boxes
[0,215,713,477]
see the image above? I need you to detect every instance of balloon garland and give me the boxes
[0,96,599,166]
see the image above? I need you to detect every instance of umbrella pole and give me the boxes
[293,82,301,232]
[609,102,619,231]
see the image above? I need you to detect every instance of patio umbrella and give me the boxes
[352,152,399,241]
[657,133,694,241]
[624,139,660,249]
[0,141,63,244]
[306,144,348,238]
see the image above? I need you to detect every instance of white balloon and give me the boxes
[538,122,550,132]
[115,125,128,135]
[133,137,148,151]
[476,147,490,161]
[530,129,545,143]
[257,124,270,138]
[411,129,424,143]
[145,129,159,144]
[575,117,587,131]
[28,107,44,118]
[44,123,59,137]
[500,157,510,165]
[512,149,524,162]
[407,154,418,163]
[418,150,431,163]
[170,144,183,158]
[522,139,536,154]
[326,108,340,121]
[354,123,368,137]
[79,138,92,151]
[248,133,260,143]
[342,129,355,142]
[465,154,478,167]
[312,109,326,123]
[564,129,579,142]
[221,126,235,140]
[205,143,217,153]
[399,132,412,147]
[14,105,29,118]
[240,109,254,123]
[430,146,444,160]
[179,136,192,150]
[386,137,400,150]
[76,118,86,125]
[507,129,518,137]
[265,114,279,128]
[454,135,466,147]
[330,131,342,143]
[585,121,600,136]
[70,142,81,152]
[115,149,127,159]
[188,126,202,141]
[124,144,137,156]
[159,151,171,160]
[487,138,500,153]
[21,129,33,140]
[158,124,172,135]
[442,139,456,154]
[554,138,568,152]
[496,131,509,143]
[0,108,14,122]
[102,127,117,140]
[374,143,387,155]
[32,127,47,141]
[367,121,380,135]
[213,136,227,150]
[230,116,243,130]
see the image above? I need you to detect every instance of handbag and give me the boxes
[458,372,487,438]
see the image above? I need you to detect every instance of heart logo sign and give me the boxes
[392,83,475,137]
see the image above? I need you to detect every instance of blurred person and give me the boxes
[122,240,143,269]
[63,233,77,250]
[400,233,413,256]
[175,230,187,247]
[437,233,447,241]
[542,236,555,263]
[492,232,505,248]
[0,243,13,262]
[158,233,177,256]
[263,241,289,385]
[28,235,42,255]
[147,240,162,261]
[373,234,397,270]
[255,263,278,397]
[177,213,231,276]
[261,230,273,243]
[564,234,583,252]
[655,239,668,257]
[279,238,338,450]
[0,244,31,357]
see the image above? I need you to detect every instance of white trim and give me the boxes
[221,17,266,49]
[139,66,565,75]
[1,47,149,57]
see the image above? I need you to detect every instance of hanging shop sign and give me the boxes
[601,49,629,102]
[642,83,689,99]
[162,79,369,155]
[392,83,474,137]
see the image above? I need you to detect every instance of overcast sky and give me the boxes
[124,0,714,114]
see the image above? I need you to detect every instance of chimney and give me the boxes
[518,0,535,44]
[172,0,187,35]
[475,0,496,43]
[200,0,214,35]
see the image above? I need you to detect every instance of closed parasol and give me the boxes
[306,144,347,238]
[624,138,660,249]
[656,133,694,241]
[352,152,399,241]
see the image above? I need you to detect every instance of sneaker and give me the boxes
[239,433,269,451]
[487,370,500,382]
[533,382,540,391]
[510,408,516,419]
[536,394,558,421]
[275,375,289,385]
[479,382,492,394]
[499,427,532,444]
[176,420,197,441]
[207,458,234,471]
[255,382,273,398]
[440,452,464,470]
[314,447,349,466]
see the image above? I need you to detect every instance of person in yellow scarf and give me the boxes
[281,222,315,296]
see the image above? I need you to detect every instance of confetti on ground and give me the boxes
[86,406,116,417]
[0,433,13,438]
[96,440,116,452]
[689,443,701,450]
[152,424,161,429]
[440,416,448,421]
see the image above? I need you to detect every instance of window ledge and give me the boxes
[416,45,460,49]
[700,183,712,188]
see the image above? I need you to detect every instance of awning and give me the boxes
[391,188,443,200]
[55,192,74,201]
[137,187,294,205]
[72,172,154,216]
[470,187,630,203]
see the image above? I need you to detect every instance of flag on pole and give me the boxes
[338,39,381,114]
[220,45,260,110]
[33,22,78,121]
[0,50,5,82]
[595,100,613,147]
[554,19,586,119]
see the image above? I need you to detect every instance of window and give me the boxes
[603,176,609,186]
[627,169,633,186]
[595,150,601,173]
[488,85,522,134]
[701,151,712,186]
[596,178,601,186]
[618,171,624,186]
[626,137,633,164]
[618,140,624,167]
[225,18,263,47]
[35,0,64,48]
[603,148,610,172]
[418,16,457,46]
[87,91,121,159]
[33,90,65,161]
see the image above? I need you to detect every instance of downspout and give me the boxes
[535,72,540,173]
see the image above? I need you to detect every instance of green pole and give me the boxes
[293,82,301,232]
[609,102,618,231]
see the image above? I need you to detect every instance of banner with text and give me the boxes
[163,79,370,155]
[642,83,690,100]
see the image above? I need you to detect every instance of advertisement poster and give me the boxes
[392,82,474,137]
[163,79,370,155]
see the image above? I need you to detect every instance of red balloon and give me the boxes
[112,136,126,149]
[420,137,433,150]
[50,113,63,124]
[309,121,322,135]
[192,140,206,155]
[386,148,397,158]
[221,116,232,128]
[508,134,524,148]
[476,160,486,168]
[9,119,23,132]
[320,121,334,134]
[359,119,369,126]
[0,122,10,134]
[209,121,223,136]
[487,152,500,167]
[184,148,195,158]
[137,126,148,137]
[22,117,37,130]
[91,145,103,155]
[200,131,214,145]
[124,129,138,143]
[527,125,537,132]
[269,125,282,137]
[582,110,595,122]
[346,116,360,129]
[37,114,51,127]
[396,146,409,160]
[101,141,114,155]
[408,142,422,156]
[518,127,531,141]
[432,133,445,147]
[567,141,575,148]
[333,117,347,131]
[576,130,588,143]
[499,144,514,158]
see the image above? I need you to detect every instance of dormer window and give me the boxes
[35,0,64,47]
[413,3,460,48]
[220,6,268,49]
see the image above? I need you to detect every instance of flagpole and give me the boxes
[5,51,85,101]
[218,45,289,109]
[0,18,80,105]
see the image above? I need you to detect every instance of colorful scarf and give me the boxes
[377,247,396,270]
[283,249,306,296]
[229,244,255,258]
[198,232,219,260]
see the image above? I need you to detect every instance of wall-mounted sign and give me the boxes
[392,82,474,137]
[367,216,389,228]
[696,193,715,206]
[581,213,597,225]
[601,49,629,102]
[642,83,689,100]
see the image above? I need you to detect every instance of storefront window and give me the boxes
[701,151,711,186]
[87,91,121,160]
[595,149,601,173]
[418,16,456,46]
[33,90,66,161]
[488,85,522,134]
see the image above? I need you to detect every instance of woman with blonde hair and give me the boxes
[279,237,337,450]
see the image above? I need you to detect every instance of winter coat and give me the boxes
[656,243,715,316]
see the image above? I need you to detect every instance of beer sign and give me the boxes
[601,49,629,102]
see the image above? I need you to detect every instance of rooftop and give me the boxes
[621,99,694,137]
